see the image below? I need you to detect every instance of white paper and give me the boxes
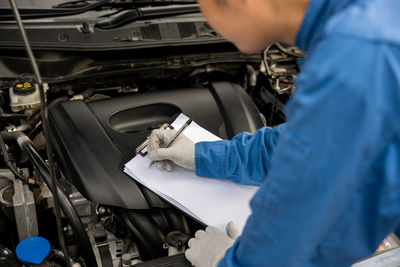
[124,114,258,232]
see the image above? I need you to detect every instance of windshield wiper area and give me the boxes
[0,0,198,21]
[0,0,109,21]
[54,0,197,8]
[96,4,200,29]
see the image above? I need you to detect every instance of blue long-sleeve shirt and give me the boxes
[195,0,400,266]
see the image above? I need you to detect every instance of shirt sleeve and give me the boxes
[218,35,397,266]
[195,124,286,186]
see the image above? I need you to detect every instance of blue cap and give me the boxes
[16,236,51,264]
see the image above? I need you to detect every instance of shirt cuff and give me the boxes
[195,140,229,179]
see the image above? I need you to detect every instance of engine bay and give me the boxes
[0,3,302,265]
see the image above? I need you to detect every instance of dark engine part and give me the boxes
[48,82,264,210]
[136,254,190,267]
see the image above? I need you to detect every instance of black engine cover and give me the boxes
[49,82,263,209]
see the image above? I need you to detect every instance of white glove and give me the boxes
[185,222,240,267]
[147,129,196,171]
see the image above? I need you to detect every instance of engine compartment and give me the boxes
[49,82,264,209]
[0,37,300,266]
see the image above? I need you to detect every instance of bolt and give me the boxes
[98,206,106,214]
[3,249,9,255]
[121,254,132,266]
[81,22,92,33]
[58,33,69,42]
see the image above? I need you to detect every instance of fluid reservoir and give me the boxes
[9,79,41,112]
[16,236,50,264]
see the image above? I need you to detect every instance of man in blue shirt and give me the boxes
[147,0,400,266]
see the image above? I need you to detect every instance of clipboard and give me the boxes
[124,113,258,233]
[126,119,207,228]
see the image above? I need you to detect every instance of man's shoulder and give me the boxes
[324,0,400,46]
[297,30,400,122]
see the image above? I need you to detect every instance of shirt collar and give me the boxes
[295,0,349,52]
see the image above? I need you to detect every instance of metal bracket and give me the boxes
[12,172,38,241]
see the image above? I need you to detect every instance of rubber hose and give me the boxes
[164,208,187,233]
[120,211,158,259]
[126,210,164,256]
[0,134,27,182]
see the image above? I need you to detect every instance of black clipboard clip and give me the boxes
[135,123,173,156]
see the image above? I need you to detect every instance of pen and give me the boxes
[149,117,193,168]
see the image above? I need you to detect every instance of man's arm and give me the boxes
[147,120,285,181]
[195,124,286,186]
[219,36,397,266]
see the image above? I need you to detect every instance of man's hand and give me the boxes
[148,129,195,171]
[185,222,239,267]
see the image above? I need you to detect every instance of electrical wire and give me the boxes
[274,42,304,58]
[262,44,273,76]
[7,1,71,266]
[0,113,29,119]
